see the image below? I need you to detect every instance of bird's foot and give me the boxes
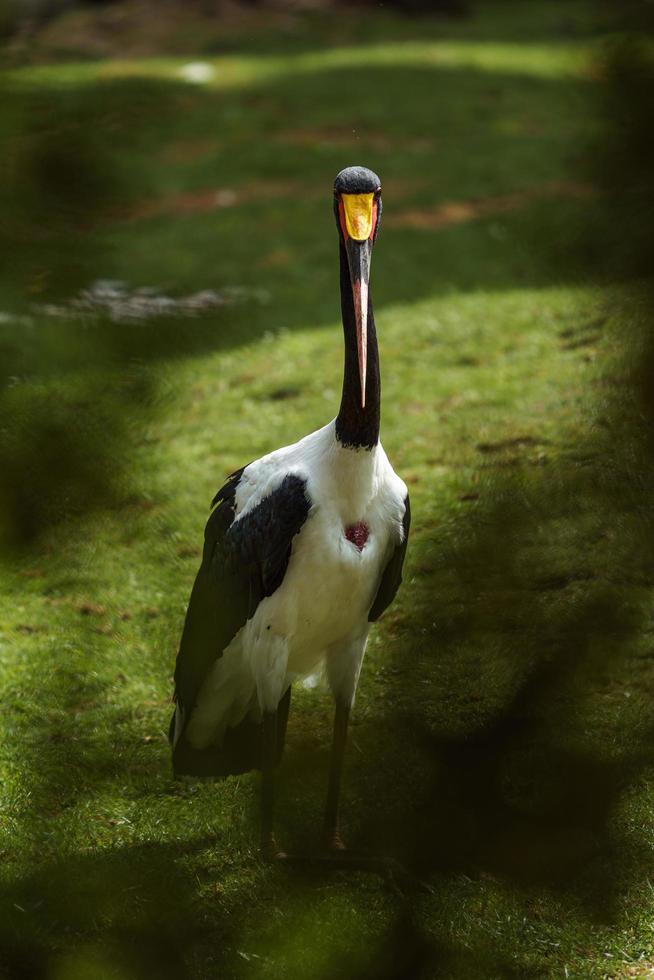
[260,833,287,862]
[323,828,347,853]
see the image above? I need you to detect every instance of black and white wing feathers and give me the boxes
[171,470,310,777]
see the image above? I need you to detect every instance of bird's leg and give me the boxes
[323,700,350,851]
[261,710,285,861]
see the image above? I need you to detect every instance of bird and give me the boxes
[170,165,410,860]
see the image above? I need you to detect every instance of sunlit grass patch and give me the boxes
[4,37,596,94]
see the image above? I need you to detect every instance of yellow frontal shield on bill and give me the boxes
[342,192,374,241]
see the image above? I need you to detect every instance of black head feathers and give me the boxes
[333,166,381,195]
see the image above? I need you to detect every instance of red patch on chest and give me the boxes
[344,521,369,551]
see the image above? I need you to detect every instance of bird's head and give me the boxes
[333,165,382,409]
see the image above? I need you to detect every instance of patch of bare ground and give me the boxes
[476,436,548,453]
[258,248,294,269]
[160,139,220,165]
[276,127,434,152]
[386,180,594,230]
[124,179,307,222]
[558,315,607,350]
[121,176,425,223]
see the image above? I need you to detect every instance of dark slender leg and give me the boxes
[323,700,350,851]
[261,710,285,860]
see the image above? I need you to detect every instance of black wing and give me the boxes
[171,470,311,777]
[368,493,410,622]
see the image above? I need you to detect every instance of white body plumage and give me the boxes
[185,419,407,751]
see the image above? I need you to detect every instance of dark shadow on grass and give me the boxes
[0,836,217,980]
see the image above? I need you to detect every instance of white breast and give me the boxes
[239,420,406,675]
[185,420,407,749]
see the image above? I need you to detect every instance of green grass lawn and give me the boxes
[2,2,654,977]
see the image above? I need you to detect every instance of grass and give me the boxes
[2,2,654,977]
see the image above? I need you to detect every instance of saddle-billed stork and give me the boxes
[170,166,410,859]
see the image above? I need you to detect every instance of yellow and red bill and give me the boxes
[338,192,378,242]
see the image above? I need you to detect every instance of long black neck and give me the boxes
[335,241,380,449]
